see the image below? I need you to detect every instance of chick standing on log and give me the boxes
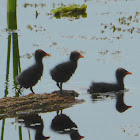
[16,49,51,94]
[50,51,84,93]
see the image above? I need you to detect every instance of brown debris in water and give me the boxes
[0,90,85,120]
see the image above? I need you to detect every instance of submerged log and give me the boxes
[0,90,85,120]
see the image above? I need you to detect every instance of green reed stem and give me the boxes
[7,0,17,13]
[5,35,11,97]
[1,119,5,140]
[19,126,23,140]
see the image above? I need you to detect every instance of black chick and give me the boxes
[16,49,50,94]
[50,51,84,93]
[88,68,132,93]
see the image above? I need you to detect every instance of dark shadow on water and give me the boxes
[17,114,50,140]
[51,110,85,140]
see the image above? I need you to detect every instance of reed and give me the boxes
[19,126,23,140]
[7,0,21,95]
[7,0,17,13]
[7,0,17,30]
[1,119,5,140]
[13,33,21,94]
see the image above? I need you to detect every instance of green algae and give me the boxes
[51,4,87,19]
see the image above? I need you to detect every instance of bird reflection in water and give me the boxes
[116,92,132,113]
[17,114,50,140]
[90,91,132,113]
[51,110,85,140]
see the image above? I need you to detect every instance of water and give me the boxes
[0,0,140,139]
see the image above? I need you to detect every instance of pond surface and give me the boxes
[0,0,140,139]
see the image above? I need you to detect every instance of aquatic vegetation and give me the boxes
[97,50,122,64]
[98,50,121,56]
[27,24,46,32]
[51,4,87,19]
[101,12,140,34]
[24,3,46,8]
[120,123,140,136]
[50,42,58,47]
[27,25,33,31]
[20,53,33,59]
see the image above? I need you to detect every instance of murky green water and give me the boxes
[0,0,140,139]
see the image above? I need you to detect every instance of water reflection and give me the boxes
[18,114,50,140]
[2,1,22,140]
[7,0,21,96]
[89,91,132,113]
[12,32,21,94]
[90,92,116,102]
[51,110,84,140]
[4,35,11,97]
[115,92,132,113]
